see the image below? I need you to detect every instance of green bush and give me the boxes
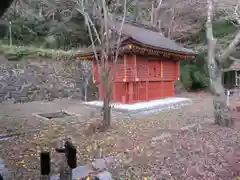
[180,53,209,90]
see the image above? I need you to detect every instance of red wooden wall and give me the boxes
[92,54,179,104]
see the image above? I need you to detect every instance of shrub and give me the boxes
[180,53,209,91]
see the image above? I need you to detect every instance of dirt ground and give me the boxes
[1,92,240,179]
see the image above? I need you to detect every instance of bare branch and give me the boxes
[111,0,127,83]
[150,2,154,24]
[218,31,240,64]
[156,0,164,11]
[234,0,240,24]
[206,0,217,65]
[75,0,101,44]
[101,0,110,58]
[152,0,163,26]
[215,0,240,64]
[229,56,240,63]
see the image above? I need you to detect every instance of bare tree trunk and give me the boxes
[103,94,111,129]
[102,78,111,129]
[209,66,233,126]
[207,31,232,126]
[206,0,234,127]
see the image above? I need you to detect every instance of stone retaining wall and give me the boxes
[0,55,97,103]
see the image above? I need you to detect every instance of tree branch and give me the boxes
[229,56,240,63]
[218,31,240,64]
[156,0,164,10]
[151,0,163,26]
[206,0,217,65]
[101,0,110,61]
[110,0,127,84]
[218,0,240,64]
[234,0,240,24]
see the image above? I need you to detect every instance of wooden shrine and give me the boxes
[77,20,196,104]
[223,62,240,89]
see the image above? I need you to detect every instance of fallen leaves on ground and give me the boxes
[2,92,240,179]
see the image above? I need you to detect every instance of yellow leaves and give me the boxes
[23,153,37,157]
[146,150,153,157]
[15,160,25,167]
[86,144,92,153]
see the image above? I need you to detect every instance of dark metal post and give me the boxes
[65,141,77,169]
[56,140,77,180]
[40,151,51,180]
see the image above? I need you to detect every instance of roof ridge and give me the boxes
[115,17,160,32]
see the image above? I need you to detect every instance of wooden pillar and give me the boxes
[228,71,231,88]
[123,55,127,81]
[146,81,149,101]
[129,82,133,103]
[160,60,163,99]
[177,61,180,80]
[146,60,149,101]
[134,55,139,81]
[112,83,116,102]
[172,81,175,96]
[160,81,163,98]
[161,60,163,78]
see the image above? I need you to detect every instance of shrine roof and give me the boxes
[224,62,240,71]
[110,20,195,54]
[77,19,196,58]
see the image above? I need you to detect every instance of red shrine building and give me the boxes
[77,20,196,104]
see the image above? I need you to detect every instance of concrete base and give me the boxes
[83,97,192,115]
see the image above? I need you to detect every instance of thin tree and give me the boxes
[206,0,240,126]
[75,0,127,130]
[77,60,92,101]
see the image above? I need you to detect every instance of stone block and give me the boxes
[92,159,107,171]
[96,171,112,180]
[0,158,8,180]
[92,157,114,171]
[72,164,93,179]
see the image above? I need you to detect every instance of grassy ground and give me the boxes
[1,92,240,179]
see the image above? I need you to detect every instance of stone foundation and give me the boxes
[84,97,192,116]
